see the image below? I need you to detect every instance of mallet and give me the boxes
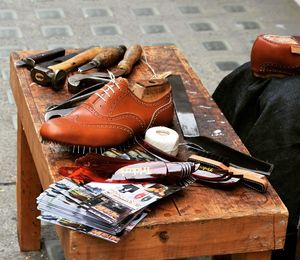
[30,46,103,91]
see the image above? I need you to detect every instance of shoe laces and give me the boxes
[95,70,121,102]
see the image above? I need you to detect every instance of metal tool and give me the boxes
[38,48,88,68]
[67,73,110,93]
[15,48,65,69]
[185,136,273,176]
[44,82,106,121]
[78,45,126,73]
[68,44,142,93]
[168,74,273,176]
[30,46,104,91]
[87,44,143,78]
[44,108,75,121]
[168,75,200,137]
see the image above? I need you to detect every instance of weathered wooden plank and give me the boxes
[231,251,272,260]
[16,115,42,251]
[57,214,277,259]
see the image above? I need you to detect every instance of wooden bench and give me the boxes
[10,46,288,260]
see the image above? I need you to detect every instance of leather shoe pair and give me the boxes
[40,77,174,147]
[251,34,300,78]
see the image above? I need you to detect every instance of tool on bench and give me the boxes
[15,48,66,69]
[44,45,143,118]
[30,46,104,91]
[167,74,272,192]
[38,48,89,68]
[67,73,110,93]
[87,44,143,78]
[67,44,143,94]
[78,45,127,73]
[44,82,108,121]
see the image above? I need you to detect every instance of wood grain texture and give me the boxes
[10,46,288,259]
[231,251,272,260]
[16,115,42,251]
[48,47,103,71]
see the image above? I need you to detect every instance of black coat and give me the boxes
[212,62,300,259]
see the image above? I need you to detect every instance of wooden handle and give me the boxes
[189,154,268,192]
[93,45,126,69]
[117,44,142,75]
[48,47,102,71]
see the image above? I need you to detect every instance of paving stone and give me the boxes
[216,61,240,71]
[0,27,22,38]
[47,43,79,49]
[82,7,112,18]
[189,22,214,32]
[223,5,246,13]
[6,89,15,105]
[11,114,17,131]
[178,5,201,14]
[0,10,17,20]
[41,25,73,37]
[1,67,9,80]
[91,24,121,36]
[44,239,65,260]
[203,41,228,51]
[31,0,54,2]
[0,46,24,59]
[141,24,168,34]
[35,8,65,19]
[235,21,260,30]
[150,42,177,46]
[132,7,158,16]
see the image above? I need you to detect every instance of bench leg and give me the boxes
[231,251,272,260]
[16,115,42,251]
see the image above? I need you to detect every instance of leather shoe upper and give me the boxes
[251,34,300,77]
[40,77,174,147]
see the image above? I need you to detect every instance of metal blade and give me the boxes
[15,59,27,67]
[44,107,75,121]
[168,75,200,137]
[78,61,97,73]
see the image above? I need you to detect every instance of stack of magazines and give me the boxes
[37,178,187,243]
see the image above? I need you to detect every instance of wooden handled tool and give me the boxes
[78,45,127,72]
[117,44,142,75]
[31,46,103,91]
[48,46,103,72]
[189,154,268,193]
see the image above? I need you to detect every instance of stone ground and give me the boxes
[0,0,299,259]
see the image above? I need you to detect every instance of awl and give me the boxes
[90,44,143,78]
[78,45,127,73]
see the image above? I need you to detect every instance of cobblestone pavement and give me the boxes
[0,0,299,259]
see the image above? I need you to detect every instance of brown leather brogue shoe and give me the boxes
[251,34,300,78]
[40,77,174,147]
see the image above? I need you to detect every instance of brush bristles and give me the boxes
[184,143,230,166]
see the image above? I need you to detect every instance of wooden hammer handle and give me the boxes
[48,47,103,71]
[117,44,142,75]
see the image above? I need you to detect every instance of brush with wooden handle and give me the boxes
[188,154,268,193]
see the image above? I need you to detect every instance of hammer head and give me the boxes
[30,65,67,91]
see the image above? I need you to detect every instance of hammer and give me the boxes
[30,46,104,91]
